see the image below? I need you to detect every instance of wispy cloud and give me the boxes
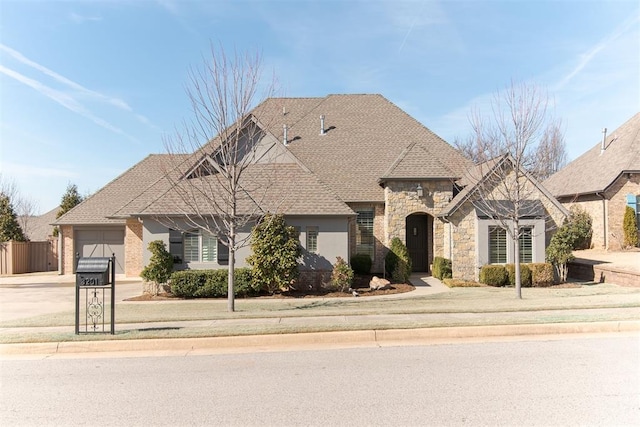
[554,14,640,90]
[69,12,102,24]
[0,43,132,111]
[0,65,138,141]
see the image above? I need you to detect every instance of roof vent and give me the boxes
[600,127,607,155]
[282,106,287,116]
[320,115,326,135]
[283,124,288,146]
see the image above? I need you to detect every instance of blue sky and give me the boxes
[1,0,638,214]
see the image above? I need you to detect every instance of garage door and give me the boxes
[75,228,125,274]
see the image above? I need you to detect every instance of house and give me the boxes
[55,94,567,283]
[544,113,640,250]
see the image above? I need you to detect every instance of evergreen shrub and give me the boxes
[432,257,452,280]
[170,268,258,298]
[385,237,412,283]
[329,256,354,292]
[505,263,532,287]
[350,253,372,275]
[623,206,639,248]
[479,265,508,287]
[526,263,554,287]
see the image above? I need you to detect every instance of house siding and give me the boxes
[61,225,74,275]
[125,218,144,276]
[348,203,385,273]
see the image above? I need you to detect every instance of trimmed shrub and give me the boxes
[479,265,508,287]
[432,257,452,280]
[567,206,593,250]
[385,237,412,283]
[526,263,554,287]
[623,206,639,248]
[329,256,354,292]
[505,264,532,288]
[140,240,174,285]
[350,253,372,275]
[170,268,258,298]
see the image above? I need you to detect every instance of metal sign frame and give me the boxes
[75,254,116,335]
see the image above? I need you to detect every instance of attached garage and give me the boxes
[75,228,125,274]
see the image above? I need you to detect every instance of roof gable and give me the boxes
[544,112,640,197]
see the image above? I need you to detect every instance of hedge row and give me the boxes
[170,268,262,298]
[479,263,554,287]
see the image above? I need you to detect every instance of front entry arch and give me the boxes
[406,213,432,272]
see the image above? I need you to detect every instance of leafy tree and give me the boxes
[566,206,592,250]
[247,214,301,294]
[53,183,84,236]
[140,240,174,294]
[623,206,638,248]
[0,193,26,242]
[545,225,575,282]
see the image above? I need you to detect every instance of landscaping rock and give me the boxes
[369,276,391,290]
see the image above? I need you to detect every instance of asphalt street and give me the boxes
[1,334,638,426]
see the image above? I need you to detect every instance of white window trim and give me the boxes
[477,218,544,269]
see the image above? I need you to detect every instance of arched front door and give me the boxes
[406,213,431,272]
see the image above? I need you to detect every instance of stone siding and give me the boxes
[125,218,144,277]
[384,180,455,270]
[448,204,477,280]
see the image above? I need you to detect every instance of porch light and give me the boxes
[416,183,424,198]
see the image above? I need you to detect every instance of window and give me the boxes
[489,226,507,264]
[519,227,533,263]
[169,229,183,263]
[356,209,375,259]
[183,230,218,263]
[306,227,318,253]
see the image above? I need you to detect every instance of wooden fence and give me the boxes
[0,240,58,275]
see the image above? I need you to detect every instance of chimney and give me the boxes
[320,115,325,135]
[600,127,607,155]
[283,124,288,146]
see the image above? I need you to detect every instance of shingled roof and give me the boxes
[55,154,188,225]
[254,94,471,202]
[543,112,640,197]
[57,94,468,224]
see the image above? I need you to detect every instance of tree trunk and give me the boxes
[227,222,235,312]
[513,220,522,299]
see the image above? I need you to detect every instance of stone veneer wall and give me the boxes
[348,203,386,273]
[560,174,639,250]
[125,218,144,277]
[60,225,74,274]
[384,180,455,269]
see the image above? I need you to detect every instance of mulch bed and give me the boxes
[125,274,415,301]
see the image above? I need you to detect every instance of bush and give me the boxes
[546,226,575,283]
[329,256,354,292]
[443,278,486,288]
[140,240,174,285]
[505,264,532,287]
[479,265,508,287]
[350,253,372,275]
[170,268,259,298]
[385,237,412,283]
[247,214,301,294]
[432,257,452,280]
[526,263,554,287]
[566,206,593,250]
[623,206,639,248]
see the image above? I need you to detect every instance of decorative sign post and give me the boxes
[75,254,116,335]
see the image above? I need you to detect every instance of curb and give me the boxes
[2,320,639,358]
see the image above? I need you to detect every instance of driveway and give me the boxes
[0,273,143,323]
[573,249,640,273]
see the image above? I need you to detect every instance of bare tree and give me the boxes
[0,174,39,240]
[464,82,563,298]
[160,45,282,312]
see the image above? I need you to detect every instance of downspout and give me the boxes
[57,228,62,275]
[596,192,607,248]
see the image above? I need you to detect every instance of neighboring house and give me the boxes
[21,207,59,242]
[544,113,640,250]
[55,94,567,282]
